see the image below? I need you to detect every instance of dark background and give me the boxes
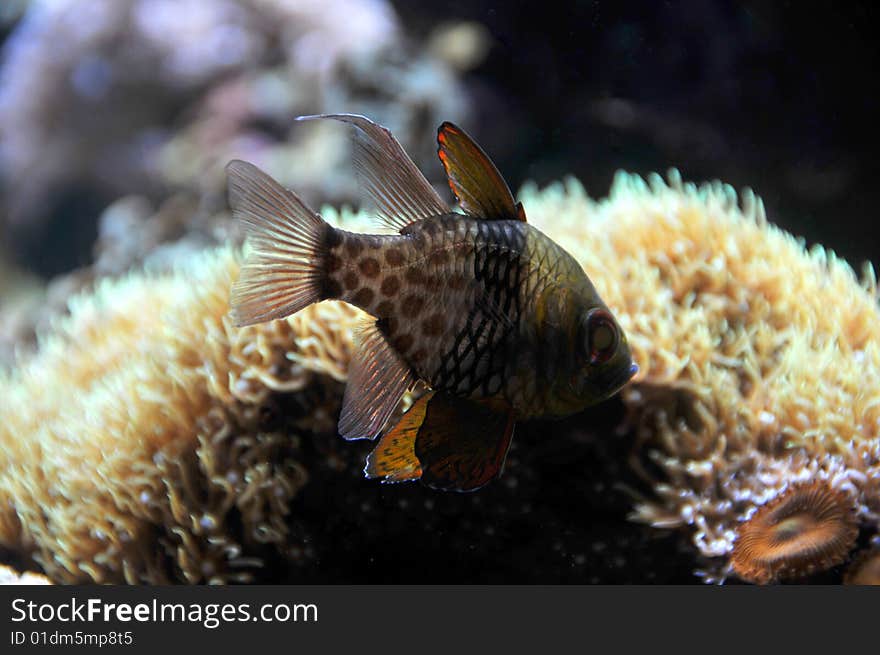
[395,0,880,267]
[2,0,878,277]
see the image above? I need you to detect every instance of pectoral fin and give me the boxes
[339,317,416,441]
[365,391,515,492]
[437,122,526,222]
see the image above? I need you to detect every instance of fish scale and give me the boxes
[325,215,525,401]
[322,211,597,415]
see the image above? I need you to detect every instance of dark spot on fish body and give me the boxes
[376,300,394,317]
[352,287,375,308]
[385,248,405,266]
[381,275,401,296]
[405,267,426,286]
[422,313,446,337]
[343,271,359,290]
[392,333,414,354]
[504,254,523,316]
[410,348,428,363]
[325,252,343,273]
[420,220,440,237]
[401,294,425,317]
[385,315,399,335]
[359,257,381,278]
[491,255,504,290]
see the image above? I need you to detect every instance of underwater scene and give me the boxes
[0,0,878,585]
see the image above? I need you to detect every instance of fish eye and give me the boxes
[585,309,618,365]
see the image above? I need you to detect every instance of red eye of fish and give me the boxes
[586,309,618,365]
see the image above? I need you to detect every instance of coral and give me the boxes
[520,172,880,581]
[0,242,364,583]
[728,481,857,584]
[0,563,51,585]
[3,170,879,584]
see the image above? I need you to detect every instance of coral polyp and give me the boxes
[728,481,857,584]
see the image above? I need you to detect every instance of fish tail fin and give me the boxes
[227,159,336,327]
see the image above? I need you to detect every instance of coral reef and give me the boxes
[0,241,363,583]
[520,172,880,582]
[3,173,878,584]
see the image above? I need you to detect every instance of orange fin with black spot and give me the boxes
[437,122,526,222]
[364,391,434,482]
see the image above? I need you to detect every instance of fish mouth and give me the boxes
[601,361,639,394]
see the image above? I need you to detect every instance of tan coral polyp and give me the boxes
[730,481,858,584]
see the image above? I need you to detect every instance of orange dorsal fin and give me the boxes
[437,122,526,222]
[338,316,417,441]
[365,391,515,492]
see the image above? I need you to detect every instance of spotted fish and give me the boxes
[227,114,637,491]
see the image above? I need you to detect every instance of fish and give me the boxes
[227,114,637,491]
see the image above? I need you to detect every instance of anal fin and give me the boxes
[365,391,515,492]
[339,317,416,441]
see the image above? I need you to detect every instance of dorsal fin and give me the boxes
[437,122,526,222]
[296,114,449,233]
[338,315,417,441]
